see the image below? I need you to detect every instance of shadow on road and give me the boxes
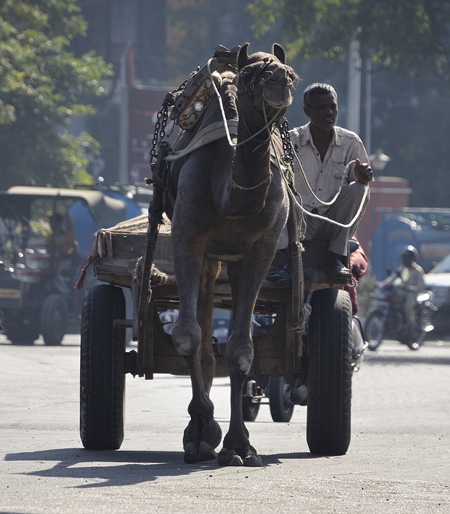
[364,353,450,367]
[4,448,321,485]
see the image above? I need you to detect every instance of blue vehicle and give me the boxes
[371,208,450,280]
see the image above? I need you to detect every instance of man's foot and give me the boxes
[322,259,352,280]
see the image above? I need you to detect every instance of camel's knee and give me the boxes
[226,336,254,376]
[172,317,202,356]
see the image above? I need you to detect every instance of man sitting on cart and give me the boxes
[289,83,373,279]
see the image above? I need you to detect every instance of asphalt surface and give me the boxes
[1,333,449,513]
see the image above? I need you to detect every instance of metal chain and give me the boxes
[278,117,295,164]
[149,74,193,171]
[149,99,170,170]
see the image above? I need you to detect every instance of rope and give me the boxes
[293,150,344,207]
[74,252,99,290]
[286,303,312,334]
[208,57,370,231]
[270,139,306,241]
[231,172,272,191]
[206,58,283,149]
[290,146,371,228]
[297,184,370,229]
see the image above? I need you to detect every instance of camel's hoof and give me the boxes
[202,419,222,450]
[183,418,222,464]
[244,452,262,467]
[184,443,217,464]
[217,449,244,466]
[217,447,262,467]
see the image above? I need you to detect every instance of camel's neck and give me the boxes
[225,109,274,218]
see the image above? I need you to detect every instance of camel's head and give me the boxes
[236,43,299,118]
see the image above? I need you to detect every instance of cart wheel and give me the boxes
[242,395,260,422]
[2,309,39,345]
[307,288,353,456]
[80,284,126,450]
[268,377,294,422]
[41,294,67,346]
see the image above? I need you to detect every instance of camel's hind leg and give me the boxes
[171,250,222,463]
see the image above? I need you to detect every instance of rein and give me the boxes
[238,58,273,93]
[290,146,370,228]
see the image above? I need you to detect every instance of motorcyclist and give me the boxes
[385,246,425,330]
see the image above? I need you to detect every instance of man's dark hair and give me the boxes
[303,83,337,107]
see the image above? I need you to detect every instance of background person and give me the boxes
[45,212,80,274]
[384,245,426,329]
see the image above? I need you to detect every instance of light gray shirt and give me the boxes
[290,124,370,213]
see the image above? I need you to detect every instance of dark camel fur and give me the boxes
[169,43,297,466]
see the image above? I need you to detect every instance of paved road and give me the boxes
[1,333,449,513]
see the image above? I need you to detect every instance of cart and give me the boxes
[79,206,356,456]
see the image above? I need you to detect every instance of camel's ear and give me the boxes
[272,43,286,64]
[237,42,250,70]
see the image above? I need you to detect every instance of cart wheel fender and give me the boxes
[41,294,68,346]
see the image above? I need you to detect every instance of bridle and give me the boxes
[237,57,274,95]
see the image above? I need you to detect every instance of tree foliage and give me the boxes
[0,0,113,189]
[248,0,450,81]
[248,0,450,207]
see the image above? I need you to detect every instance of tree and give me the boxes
[0,0,113,189]
[248,0,450,80]
[248,0,450,207]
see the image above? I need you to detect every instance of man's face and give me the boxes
[304,92,338,131]
[402,255,414,267]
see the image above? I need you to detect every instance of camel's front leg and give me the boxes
[217,249,276,467]
[171,246,222,464]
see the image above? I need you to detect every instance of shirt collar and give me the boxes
[301,123,340,147]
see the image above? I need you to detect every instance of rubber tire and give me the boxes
[80,284,126,450]
[242,396,260,422]
[365,310,385,351]
[307,288,353,456]
[268,377,294,422]
[41,294,68,346]
[2,309,39,344]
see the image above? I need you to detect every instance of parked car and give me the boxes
[424,253,450,336]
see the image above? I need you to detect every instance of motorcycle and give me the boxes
[364,281,436,351]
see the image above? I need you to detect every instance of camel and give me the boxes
[168,43,297,467]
